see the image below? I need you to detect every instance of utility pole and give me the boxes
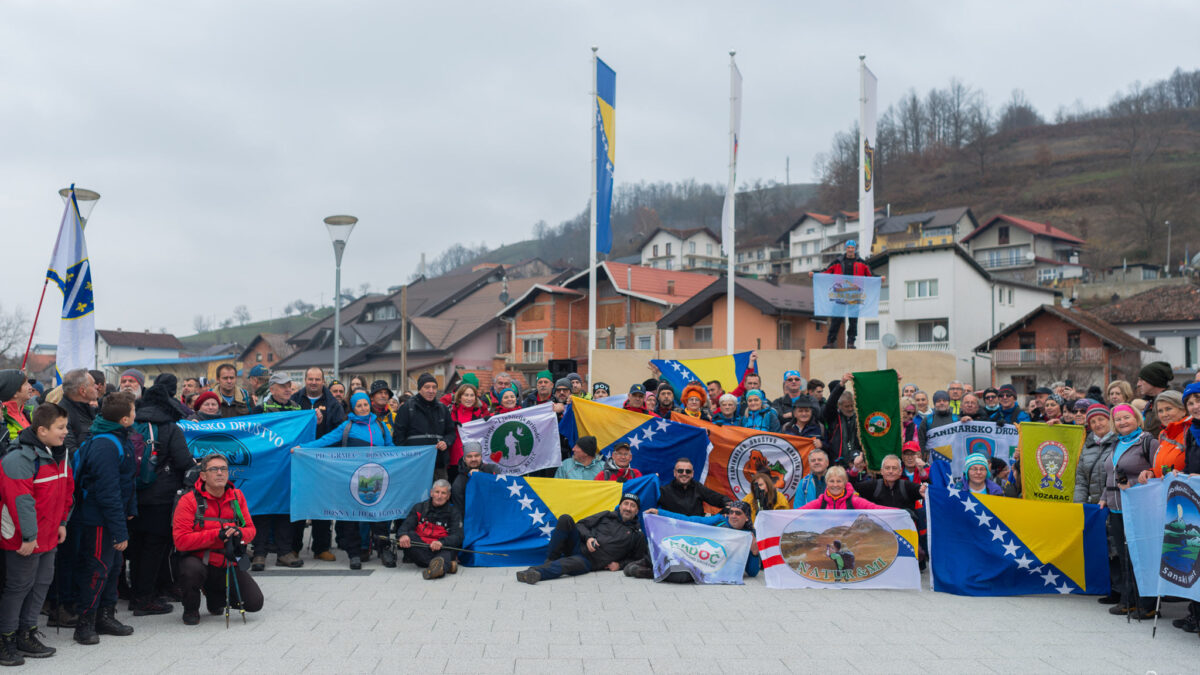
[400,284,409,392]
[1165,220,1172,277]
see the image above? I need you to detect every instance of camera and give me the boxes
[1116,469,1129,486]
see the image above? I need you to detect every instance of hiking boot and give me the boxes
[250,556,266,572]
[73,613,98,646]
[515,569,540,585]
[45,606,77,628]
[1129,607,1157,620]
[624,561,653,579]
[0,633,24,667]
[276,552,304,568]
[1096,592,1120,605]
[448,561,458,575]
[349,557,362,571]
[360,548,373,562]
[95,607,134,636]
[314,551,336,562]
[423,557,445,580]
[380,546,397,568]
[1107,604,1131,615]
[15,627,54,658]
[182,609,200,626]
[1173,615,1200,632]
[131,598,174,616]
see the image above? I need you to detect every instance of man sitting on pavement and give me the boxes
[515,493,647,584]
[393,480,463,580]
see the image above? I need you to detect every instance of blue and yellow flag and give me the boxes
[461,473,658,567]
[559,397,709,484]
[928,461,1109,596]
[650,351,755,395]
[595,57,615,254]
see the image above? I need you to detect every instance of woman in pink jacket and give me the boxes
[799,466,892,510]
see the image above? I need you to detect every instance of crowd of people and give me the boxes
[0,350,1198,662]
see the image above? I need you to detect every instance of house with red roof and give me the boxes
[637,226,724,273]
[960,214,1086,286]
[496,262,714,378]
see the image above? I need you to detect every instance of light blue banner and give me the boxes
[1124,475,1200,602]
[179,411,317,515]
[289,446,437,521]
[644,513,752,585]
[813,273,881,318]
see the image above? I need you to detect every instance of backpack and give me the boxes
[73,433,123,502]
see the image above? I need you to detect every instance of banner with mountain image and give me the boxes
[458,402,562,475]
[1017,422,1084,503]
[813,273,880,318]
[925,421,1020,477]
[179,410,317,514]
[1123,475,1200,602]
[852,369,900,471]
[756,509,920,590]
[289,445,437,520]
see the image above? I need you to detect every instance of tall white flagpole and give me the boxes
[723,51,742,355]
[588,46,599,383]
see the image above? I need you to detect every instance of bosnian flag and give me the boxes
[47,187,95,380]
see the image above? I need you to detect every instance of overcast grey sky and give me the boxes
[2,1,1197,346]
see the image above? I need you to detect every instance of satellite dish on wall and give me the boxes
[1025,251,1036,261]
[881,333,898,349]
[932,325,948,341]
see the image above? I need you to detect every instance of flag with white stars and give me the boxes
[649,351,756,396]
[460,471,659,567]
[927,460,1110,597]
[45,187,96,380]
[560,397,710,485]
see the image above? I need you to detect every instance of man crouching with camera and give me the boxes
[172,453,264,624]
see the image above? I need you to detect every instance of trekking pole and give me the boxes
[224,566,231,629]
[1152,596,1162,637]
[229,563,247,624]
[373,535,509,556]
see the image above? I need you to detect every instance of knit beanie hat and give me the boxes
[417,373,437,389]
[575,435,598,457]
[120,369,146,387]
[555,378,572,390]
[1084,403,1111,425]
[964,453,989,472]
[350,392,370,410]
[1184,382,1200,407]
[932,390,950,403]
[535,370,553,384]
[0,370,26,401]
[657,381,675,395]
[1139,361,1174,389]
[192,391,219,412]
[461,372,480,387]
[462,441,483,456]
[746,389,765,402]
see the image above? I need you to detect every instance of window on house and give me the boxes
[737,252,744,262]
[706,243,713,255]
[637,335,652,350]
[267,353,273,363]
[689,241,696,254]
[687,257,695,268]
[1146,336,1156,347]
[256,353,263,362]
[652,244,658,257]
[778,322,792,349]
[757,250,764,260]
[998,226,1010,245]
[665,243,672,255]
[1019,332,1036,350]
[1067,331,1081,350]
[880,285,889,301]
[1142,268,1158,280]
[1008,288,1014,304]
[694,326,712,343]
[917,320,949,343]
[757,263,764,271]
[665,259,673,270]
[805,228,815,234]
[906,279,939,299]
[1185,336,1198,369]
[614,337,626,350]
[864,322,879,341]
[522,338,543,362]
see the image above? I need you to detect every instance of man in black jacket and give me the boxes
[59,368,97,456]
[656,458,729,516]
[394,480,463,580]
[127,377,196,616]
[289,367,346,562]
[853,454,928,563]
[515,493,647,584]
[823,374,860,466]
[393,373,455,476]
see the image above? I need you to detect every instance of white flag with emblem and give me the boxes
[458,402,562,475]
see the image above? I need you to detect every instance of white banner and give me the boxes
[756,509,920,590]
[458,402,562,475]
[924,420,1019,477]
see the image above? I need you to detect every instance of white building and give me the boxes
[637,227,724,272]
[779,211,882,274]
[95,329,185,379]
[863,244,1060,387]
[960,214,1086,285]
[734,234,787,277]
[1091,283,1200,378]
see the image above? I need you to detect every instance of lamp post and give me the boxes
[57,187,101,229]
[324,215,358,381]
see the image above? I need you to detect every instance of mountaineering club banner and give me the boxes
[1017,422,1085,503]
[46,187,96,378]
[458,402,562,475]
[673,412,811,506]
[755,509,920,590]
[179,410,317,514]
[561,397,710,484]
[812,273,881,318]
[289,446,437,521]
[927,461,1109,597]
[644,513,752,585]
[650,351,756,396]
[926,421,1020,477]
[1123,475,1200,603]
[853,369,900,471]
[461,473,658,567]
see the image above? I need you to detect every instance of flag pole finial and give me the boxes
[591,45,598,54]
[859,54,866,62]
[729,50,736,57]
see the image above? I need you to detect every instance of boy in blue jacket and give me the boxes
[71,391,138,645]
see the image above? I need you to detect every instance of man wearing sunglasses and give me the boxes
[657,459,730,516]
[994,384,1030,425]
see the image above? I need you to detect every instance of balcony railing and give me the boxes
[521,351,544,364]
[978,256,1030,270]
[992,347,1104,367]
[898,341,951,352]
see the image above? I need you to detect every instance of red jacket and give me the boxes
[623,401,658,417]
[799,485,891,510]
[1152,417,1191,477]
[449,403,488,467]
[172,477,256,568]
[0,430,73,554]
[823,258,872,277]
[594,466,644,482]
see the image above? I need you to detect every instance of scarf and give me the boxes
[1112,428,1142,468]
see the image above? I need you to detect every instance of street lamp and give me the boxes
[324,215,358,381]
[58,187,101,229]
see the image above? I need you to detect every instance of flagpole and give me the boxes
[588,46,599,386]
[725,51,737,355]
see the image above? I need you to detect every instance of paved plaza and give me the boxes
[14,554,1198,674]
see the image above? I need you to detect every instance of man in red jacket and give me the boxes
[0,403,74,664]
[810,240,880,349]
[172,453,263,625]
